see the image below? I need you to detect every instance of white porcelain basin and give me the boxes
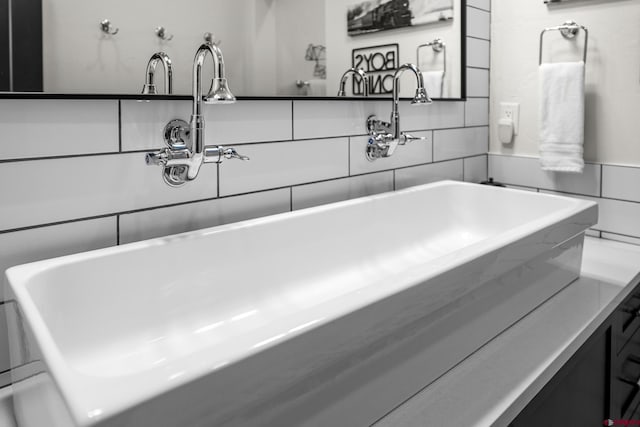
[4,181,597,427]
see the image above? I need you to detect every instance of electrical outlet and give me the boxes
[500,102,520,135]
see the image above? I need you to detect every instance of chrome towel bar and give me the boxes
[539,20,588,65]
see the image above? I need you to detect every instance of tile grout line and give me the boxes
[291,100,294,140]
[348,137,351,177]
[600,164,603,198]
[118,100,122,152]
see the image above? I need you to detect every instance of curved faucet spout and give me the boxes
[142,52,173,94]
[191,42,235,157]
[337,68,369,97]
[390,63,432,139]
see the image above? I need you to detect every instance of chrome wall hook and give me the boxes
[203,33,221,46]
[99,19,119,36]
[155,26,174,41]
[559,20,580,39]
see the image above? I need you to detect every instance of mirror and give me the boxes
[3,0,465,99]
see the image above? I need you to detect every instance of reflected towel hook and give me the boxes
[416,38,447,75]
[155,26,174,41]
[99,19,119,35]
[203,33,221,46]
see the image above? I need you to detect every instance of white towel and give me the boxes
[421,71,444,98]
[539,61,585,173]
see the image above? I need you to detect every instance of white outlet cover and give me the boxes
[499,102,520,135]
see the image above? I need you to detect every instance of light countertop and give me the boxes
[375,236,640,426]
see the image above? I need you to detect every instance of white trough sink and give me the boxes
[5,181,597,427]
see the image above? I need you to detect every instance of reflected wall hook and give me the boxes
[100,19,119,35]
[155,26,174,41]
[203,32,221,46]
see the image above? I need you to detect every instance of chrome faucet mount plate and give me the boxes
[146,118,249,187]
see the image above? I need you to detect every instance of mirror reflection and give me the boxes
[10,0,464,99]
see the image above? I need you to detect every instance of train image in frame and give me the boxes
[348,0,412,35]
[347,0,453,36]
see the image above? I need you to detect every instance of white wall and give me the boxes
[275,0,326,96]
[490,0,640,164]
[325,0,462,98]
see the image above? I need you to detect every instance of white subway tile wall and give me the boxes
[466,38,491,69]
[399,101,466,131]
[219,138,349,196]
[0,154,219,230]
[0,218,116,280]
[395,159,464,190]
[490,154,640,242]
[466,7,491,41]
[434,127,488,161]
[0,5,491,388]
[465,98,490,126]
[0,304,11,377]
[292,172,394,211]
[119,189,291,244]
[0,382,16,427]
[489,154,601,197]
[466,68,490,98]
[0,100,119,160]
[467,0,491,12]
[602,165,640,203]
[293,100,386,139]
[463,155,488,183]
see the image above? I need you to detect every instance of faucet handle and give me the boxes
[203,145,250,163]
[145,148,169,165]
[399,132,427,145]
[366,115,391,135]
[222,147,250,161]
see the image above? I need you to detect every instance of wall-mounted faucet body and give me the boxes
[337,68,369,97]
[365,63,432,161]
[145,43,248,187]
[141,52,173,95]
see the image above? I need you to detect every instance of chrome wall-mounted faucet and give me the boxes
[337,68,369,97]
[365,63,432,161]
[141,52,173,94]
[145,43,249,187]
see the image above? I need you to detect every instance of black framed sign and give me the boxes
[351,43,399,95]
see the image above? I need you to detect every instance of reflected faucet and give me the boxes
[365,63,432,161]
[141,52,173,95]
[145,43,249,187]
[337,68,369,97]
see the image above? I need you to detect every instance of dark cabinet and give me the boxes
[510,274,640,426]
[509,325,610,427]
[612,283,640,420]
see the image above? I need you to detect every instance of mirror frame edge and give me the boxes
[0,0,467,102]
